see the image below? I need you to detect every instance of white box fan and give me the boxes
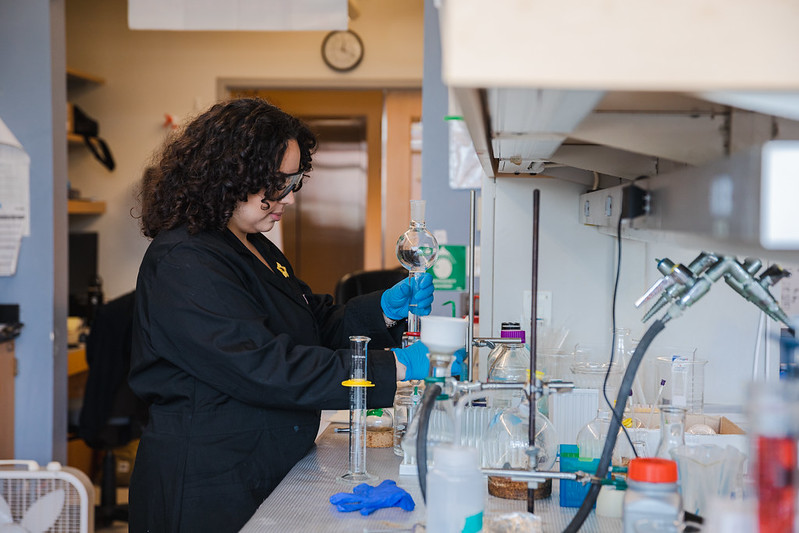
[0,461,94,533]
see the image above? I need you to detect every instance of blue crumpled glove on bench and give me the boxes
[329,480,415,516]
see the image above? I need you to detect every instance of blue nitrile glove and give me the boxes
[380,273,435,321]
[329,480,415,516]
[451,348,467,377]
[393,341,430,381]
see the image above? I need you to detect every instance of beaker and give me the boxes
[395,200,439,335]
[655,355,707,414]
[337,335,376,484]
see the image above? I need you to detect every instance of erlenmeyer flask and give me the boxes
[655,406,686,460]
[577,408,613,461]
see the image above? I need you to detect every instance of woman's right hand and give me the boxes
[381,273,434,321]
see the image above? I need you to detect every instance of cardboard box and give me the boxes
[631,409,748,457]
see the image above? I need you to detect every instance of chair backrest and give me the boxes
[78,291,147,450]
[334,268,407,305]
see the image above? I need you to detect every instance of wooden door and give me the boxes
[0,341,15,458]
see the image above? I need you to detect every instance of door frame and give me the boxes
[223,84,422,270]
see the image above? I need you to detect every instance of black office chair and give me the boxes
[77,291,147,527]
[334,268,408,305]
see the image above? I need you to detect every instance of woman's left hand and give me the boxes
[380,273,434,321]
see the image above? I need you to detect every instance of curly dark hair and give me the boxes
[139,98,317,238]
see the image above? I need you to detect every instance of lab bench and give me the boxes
[240,425,621,532]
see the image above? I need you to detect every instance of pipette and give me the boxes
[337,335,377,484]
[648,379,667,429]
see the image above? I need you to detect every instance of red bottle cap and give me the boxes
[628,457,678,483]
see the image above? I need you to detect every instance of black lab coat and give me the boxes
[128,227,401,533]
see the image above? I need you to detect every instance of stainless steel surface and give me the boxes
[240,426,622,532]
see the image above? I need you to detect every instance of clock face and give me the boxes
[321,30,364,72]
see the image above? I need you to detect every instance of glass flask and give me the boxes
[577,408,613,461]
[426,391,455,466]
[483,399,559,500]
[365,408,393,448]
[400,383,455,469]
[395,200,439,335]
[393,383,422,456]
[654,406,686,460]
[486,327,530,408]
[613,425,649,467]
[483,399,559,472]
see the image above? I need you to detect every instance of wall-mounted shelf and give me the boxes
[66,67,105,86]
[68,199,106,215]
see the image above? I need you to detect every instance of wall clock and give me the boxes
[321,30,364,72]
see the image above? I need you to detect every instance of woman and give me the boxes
[128,98,436,532]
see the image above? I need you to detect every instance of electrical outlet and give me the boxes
[523,290,552,327]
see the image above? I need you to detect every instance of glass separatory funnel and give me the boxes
[337,336,377,484]
[395,200,439,340]
[483,398,559,500]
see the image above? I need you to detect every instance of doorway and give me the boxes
[228,87,421,295]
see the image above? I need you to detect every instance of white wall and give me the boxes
[482,176,775,409]
[66,0,424,300]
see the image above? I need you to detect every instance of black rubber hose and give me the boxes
[415,382,442,503]
[563,318,667,533]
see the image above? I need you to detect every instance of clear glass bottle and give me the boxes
[486,325,530,408]
[400,381,455,470]
[395,200,439,335]
[654,406,686,460]
[393,383,422,456]
[426,390,455,466]
[365,408,394,448]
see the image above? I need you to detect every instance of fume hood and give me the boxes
[438,0,799,254]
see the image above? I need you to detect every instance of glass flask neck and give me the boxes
[409,199,426,225]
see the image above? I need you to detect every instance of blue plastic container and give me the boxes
[559,444,600,508]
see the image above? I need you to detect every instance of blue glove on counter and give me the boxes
[394,341,430,381]
[330,480,415,516]
[380,273,435,321]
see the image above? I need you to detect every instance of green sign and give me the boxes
[430,245,466,291]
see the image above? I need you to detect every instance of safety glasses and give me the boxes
[263,170,305,204]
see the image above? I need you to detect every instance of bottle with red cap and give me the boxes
[622,457,682,533]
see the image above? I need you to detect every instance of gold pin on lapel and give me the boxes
[276,262,289,278]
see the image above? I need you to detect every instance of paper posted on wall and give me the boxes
[0,117,30,276]
[447,116,484,190]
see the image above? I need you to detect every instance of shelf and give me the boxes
[66,67,105,86]
[68,199,106,215]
